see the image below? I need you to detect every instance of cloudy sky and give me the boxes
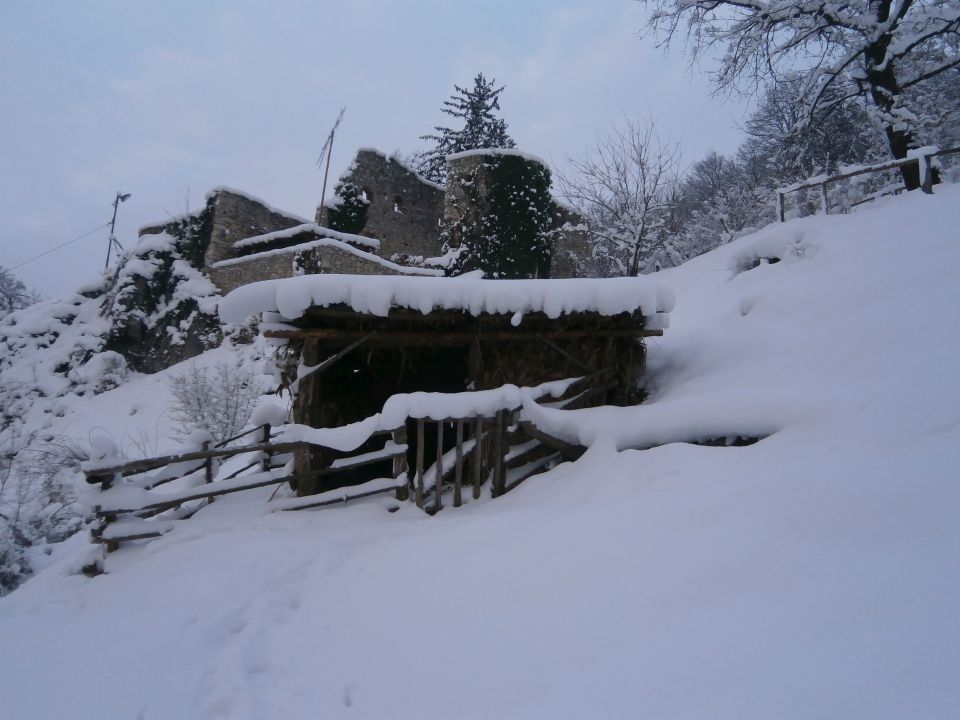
[1,0,749,296]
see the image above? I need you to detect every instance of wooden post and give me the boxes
[415,419,425,508]
[454,420,464,507]
[393,426,409,501]
[203,440,214,504]
[821,182,830,215]
[922,155,934,194]
[260,423,272,472]
[492,410,505,498]
[434,422,443,512]
[472,417,483,499]
[777,191,785,222]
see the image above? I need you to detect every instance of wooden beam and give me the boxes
[454,420,464,508]
[518,420,585,462]
[264,328,662,343]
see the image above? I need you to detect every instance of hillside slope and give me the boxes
[2,187,959,719]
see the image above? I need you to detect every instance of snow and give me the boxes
[3,185,960,718]
[213,237,442,277]
[219,273,675,326]
[446,147,550,168]
[232,223,380,251]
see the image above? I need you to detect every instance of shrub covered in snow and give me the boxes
[167,359,263,444]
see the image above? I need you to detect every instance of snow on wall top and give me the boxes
[219,273,674,326]
[446,147,549,169]
[232,223,380,251]
[207,186,311,225]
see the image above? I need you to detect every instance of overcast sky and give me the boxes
[0,0,749,296]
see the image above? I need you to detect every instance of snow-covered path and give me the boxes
[2,187,960,719]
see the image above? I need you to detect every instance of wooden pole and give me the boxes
[492,410,505,498]
[415,419,425,508]
[821,182,830,215]
[454,420,464,507]
[434,422,443,512]
[260,424,272,472]
[472,417,483,499]
[777,191,785,222]
[203,440,214,504]
[922,155,934,194]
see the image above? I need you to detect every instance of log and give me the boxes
[434,422,443,512]
[472,418,483,500]
[415,419,425,508]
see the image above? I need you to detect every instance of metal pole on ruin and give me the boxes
[104,191,131,269]
[317,107,346,219]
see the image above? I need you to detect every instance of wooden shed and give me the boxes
[221,274,673,507]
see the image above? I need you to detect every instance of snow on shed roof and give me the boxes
[219,274,674,327]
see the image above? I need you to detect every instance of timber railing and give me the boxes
[82,371,615,567]
[776,146,960,222]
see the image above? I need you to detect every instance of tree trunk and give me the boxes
[865,0,922,190]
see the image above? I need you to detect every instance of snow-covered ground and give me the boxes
[2,186,959,719]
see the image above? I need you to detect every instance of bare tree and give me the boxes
[557,117,681,276]
[0,266,33,316]
[640,0,960,189]
[168,360,262,444]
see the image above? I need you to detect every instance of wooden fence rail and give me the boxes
[776,146,960,222]
[84,372,617,563]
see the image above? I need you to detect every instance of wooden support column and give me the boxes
[777,191,785,222]
[821,182,830,215]
[453,420,464,507]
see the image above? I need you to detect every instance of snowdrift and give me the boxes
[2,186,960,719]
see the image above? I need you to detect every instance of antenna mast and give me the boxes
[104,191,131,268]
[317,107,346,216]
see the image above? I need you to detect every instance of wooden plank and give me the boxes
[203,440,214,505]
[295,331,377,386]
[84,440,307,482]
[454,420,464,507]
[274,477,406,512]
[518,420,585,462]
[264,328,662,343]
[96,471,296,515]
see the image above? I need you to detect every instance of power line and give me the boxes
[7,221,112,271]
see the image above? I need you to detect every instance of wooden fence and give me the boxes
[776,146,960,222]
[82,372,610,566]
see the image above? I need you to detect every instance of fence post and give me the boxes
[434,422,443,512]
[415,419,425,509]
[203,440,214,504]
[454,420,464,508]
[260,423,272,472]
[777,191,785,222]
[821,182,830,215]
[472,417,483,499]
[393,425,409,501]
[492,410,505,498]
[922,154,934,194]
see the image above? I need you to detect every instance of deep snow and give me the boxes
[2,186,959,719]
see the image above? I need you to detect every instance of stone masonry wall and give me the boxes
[205,190,304,267]
[316,149,445,260]
[208,244,405,295]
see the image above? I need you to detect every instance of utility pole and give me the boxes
[317,107,346,217]
[104,191,131,269]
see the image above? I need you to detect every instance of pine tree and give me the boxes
[415,73,516,184]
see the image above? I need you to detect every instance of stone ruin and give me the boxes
[137,146,592,296]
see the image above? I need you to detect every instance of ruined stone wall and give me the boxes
[550,203,592,279]
[316,149,445,260]
[204,190,305,267]
[208,244,407,295]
